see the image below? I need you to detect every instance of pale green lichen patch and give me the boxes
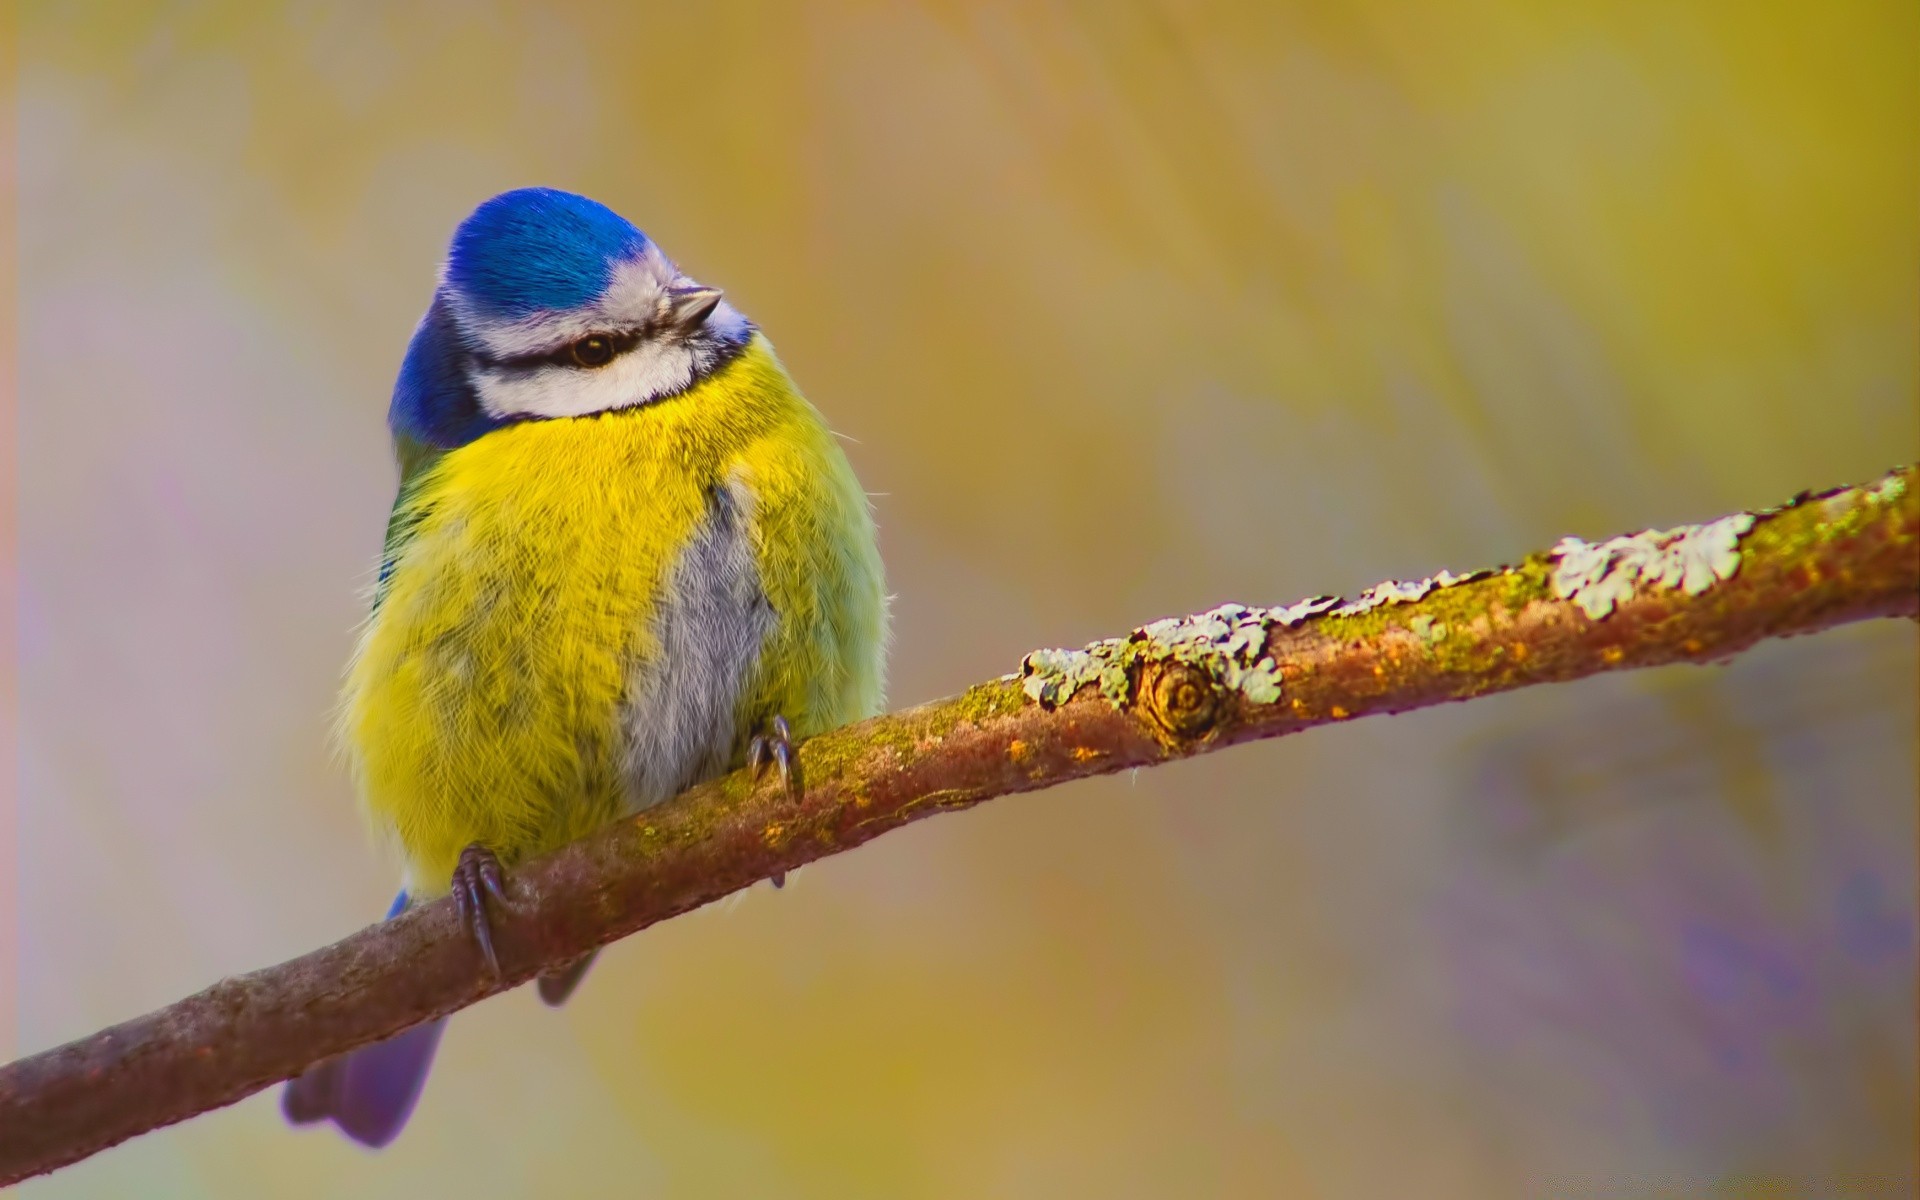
[1866,472,1907,505]
[1273,595,1341,625]
[1330,569,1484,617]
[1021,602,1301,709]
[1549,512,1756,619]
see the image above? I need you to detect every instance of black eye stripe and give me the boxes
[475,329,643,372]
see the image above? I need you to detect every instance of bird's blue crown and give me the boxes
[445,188,651,320]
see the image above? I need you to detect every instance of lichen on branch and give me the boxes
[1550,512,1755,618]
[1020,597,1332,709]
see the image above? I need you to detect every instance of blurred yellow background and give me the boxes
[12,2,1917,1196]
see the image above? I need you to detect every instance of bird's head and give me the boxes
[390,187,753,450]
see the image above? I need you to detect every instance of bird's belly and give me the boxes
[343,431,770,896]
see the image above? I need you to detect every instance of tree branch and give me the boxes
[2,466,1915,1185]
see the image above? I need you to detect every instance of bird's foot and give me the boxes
[451,843,509,978]
[747,714,800,799]
[748,715,800,889]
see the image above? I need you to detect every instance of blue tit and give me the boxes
[282,187,888,1148]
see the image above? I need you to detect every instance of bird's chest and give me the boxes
[345,417,772,874]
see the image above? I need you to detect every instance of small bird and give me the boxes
[282,187,888,1147]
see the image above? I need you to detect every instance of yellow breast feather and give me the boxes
[342,335,887,895]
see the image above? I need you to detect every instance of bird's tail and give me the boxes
[282,892,445,1148]
[537,951,598,1006]
[282,1018,446,1148]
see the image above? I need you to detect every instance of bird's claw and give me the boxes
[749,715,799,891]
[451,843,508,978]
[747,714,800,800]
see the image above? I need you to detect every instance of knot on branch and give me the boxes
[1137,661,1220,742]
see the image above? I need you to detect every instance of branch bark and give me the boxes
[3,466,1915,1185]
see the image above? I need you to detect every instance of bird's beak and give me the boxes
[662,284,724,334]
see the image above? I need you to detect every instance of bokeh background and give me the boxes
[11,2,1918,1196]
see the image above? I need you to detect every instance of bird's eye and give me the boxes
[569,335,615,368]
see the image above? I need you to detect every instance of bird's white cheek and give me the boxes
[472,344,698,420]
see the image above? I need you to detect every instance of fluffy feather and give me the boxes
[342,334,888,894]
